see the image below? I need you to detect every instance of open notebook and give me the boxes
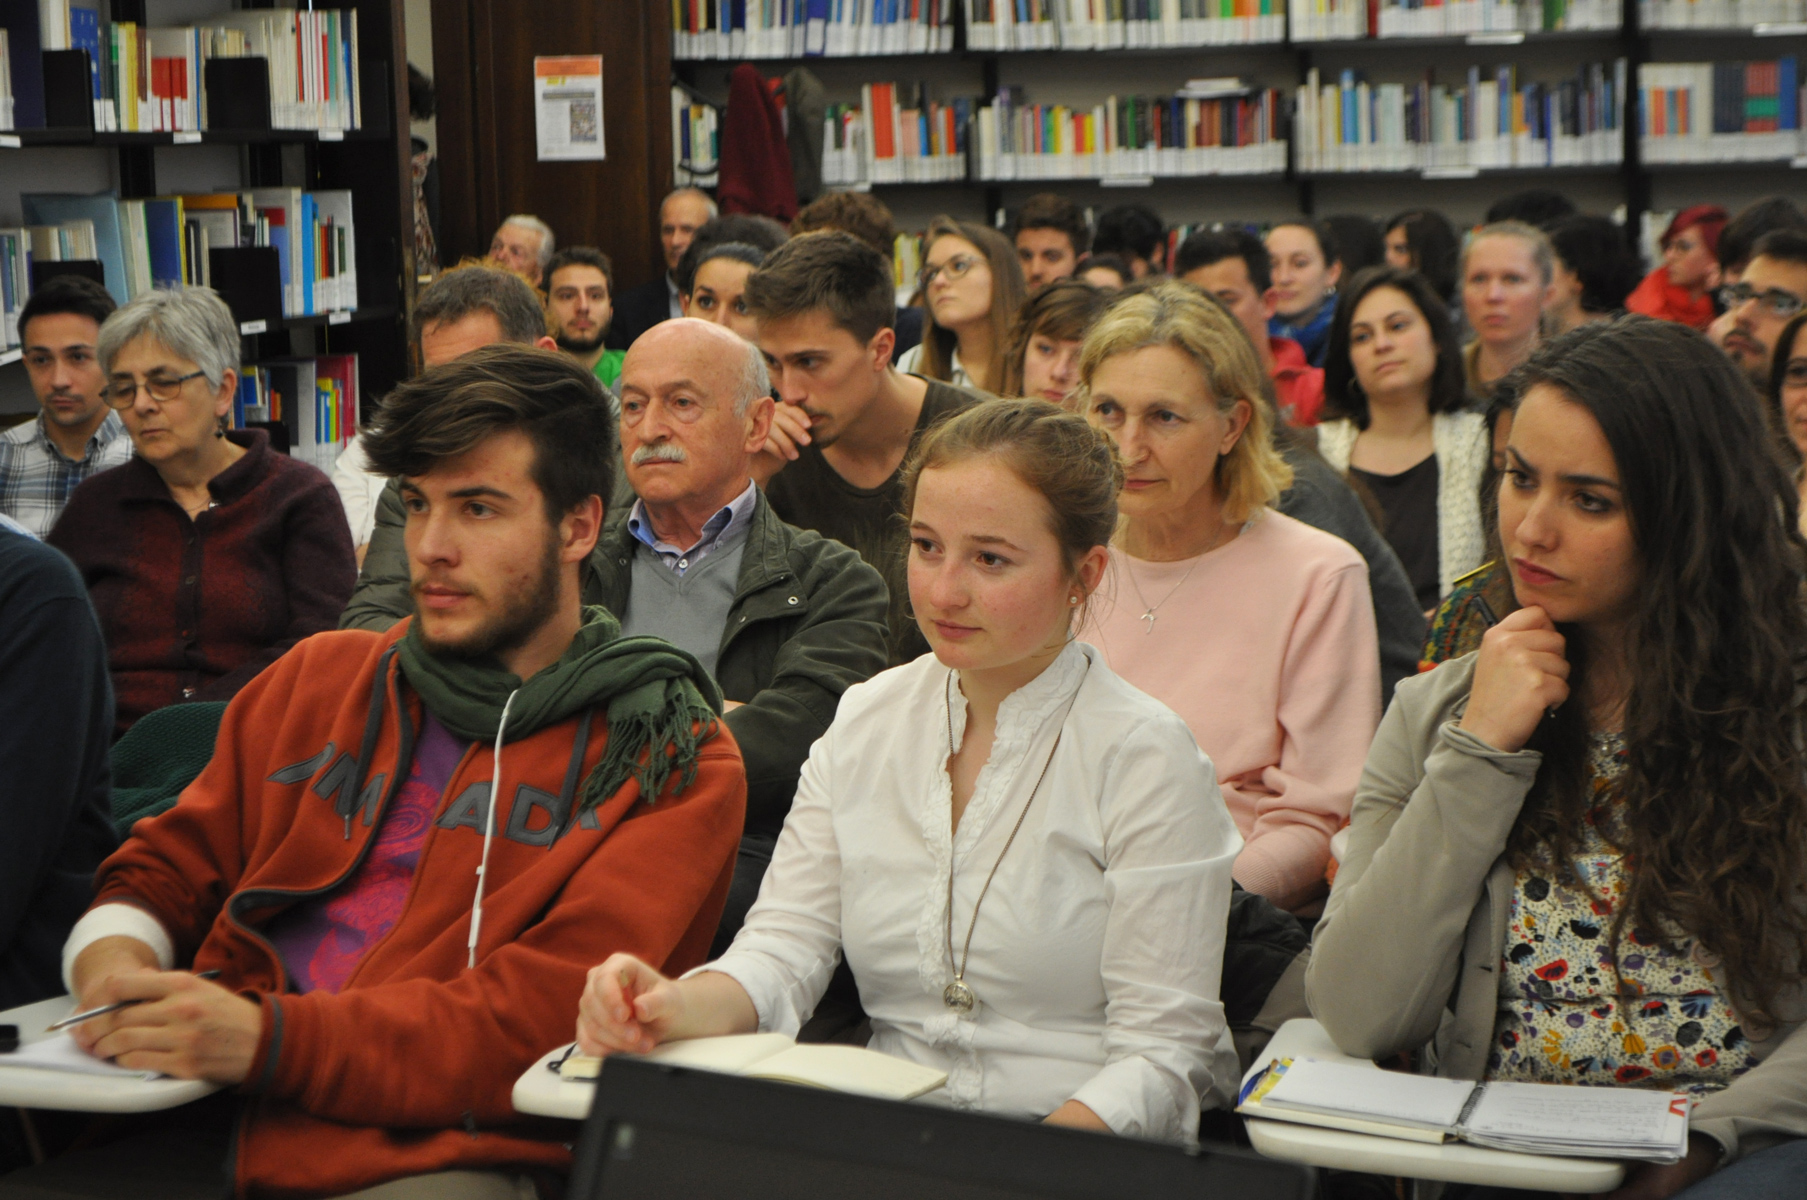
[557,1033,947,1102]
[1238,1057,1690,1163]
[0,1033,160,1081]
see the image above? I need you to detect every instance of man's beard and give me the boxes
[413,530,563,667]
[556,327,607,355]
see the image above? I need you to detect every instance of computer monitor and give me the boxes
[569,1058,1314,1200]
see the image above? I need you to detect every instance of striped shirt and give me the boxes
[0,412,133,538]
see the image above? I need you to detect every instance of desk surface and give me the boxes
[1243,1020,1624,1194]
[514,1043,593,1121]
[0,997,220,1113]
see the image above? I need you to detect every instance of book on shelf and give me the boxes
[1293,59,1626,172]
[8,189,356,324]
[555,1033,948,1103]
[1290,0,1618,40]
[10,4,360,133]
[857,81,968,184]
[671,87,720,188]
[1640,57,1803,162]
[242,354,360,470]
[965,0,1286,50]
[975,84,1287,180]
[672,0,956,61]
[1639,0,1805,27]
[1238,1057,1690,1163]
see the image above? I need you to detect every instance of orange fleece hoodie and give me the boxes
[88,622,745,1198]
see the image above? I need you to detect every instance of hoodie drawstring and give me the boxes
[467,688,519,969]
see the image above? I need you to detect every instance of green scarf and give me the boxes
[397,606,722,813]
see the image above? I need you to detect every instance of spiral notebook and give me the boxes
[1238,1057,1690,1163]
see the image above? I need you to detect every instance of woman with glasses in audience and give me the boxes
[48,288,355,736]
[1319,266,1490,613]
[1312,317,1807,1200]
[1462,221,1556,403]
[1266,221,1342,368]
[1771,311,1807,534]
[577,399,1243,1143]
[897,217,1026,395]
[1001,279,1109,410]
[1627,205,1726,331]
[1080,281,1381,916]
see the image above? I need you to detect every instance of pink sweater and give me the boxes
[1086,510,1381,913]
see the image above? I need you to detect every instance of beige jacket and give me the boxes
[1307,653,1807,1164]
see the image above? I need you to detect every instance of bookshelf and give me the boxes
[0,0,413,460]
[667,0,1807,240]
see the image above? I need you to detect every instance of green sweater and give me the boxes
[341,490,889,837]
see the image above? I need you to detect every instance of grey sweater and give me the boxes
[1309,654,1807,1166]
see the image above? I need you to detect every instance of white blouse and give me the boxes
[895,342,973,390]
[702,641,1243,1143]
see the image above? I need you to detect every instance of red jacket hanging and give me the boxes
[718,63,798,222]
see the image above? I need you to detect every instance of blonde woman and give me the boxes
[898,217,1026,394]
[1080,281,1381,915]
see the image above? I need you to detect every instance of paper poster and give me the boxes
[534,56,605,162]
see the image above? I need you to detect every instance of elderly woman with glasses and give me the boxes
[48,287,355,736]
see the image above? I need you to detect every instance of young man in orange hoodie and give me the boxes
[34,346,745,1199]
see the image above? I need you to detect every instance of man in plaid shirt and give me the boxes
[1,276,133,538]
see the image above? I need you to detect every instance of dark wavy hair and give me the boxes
[1500,316,1807,1030]
[1771,311,1807,472]
[1321,265,1469,428]
[1384,209,1462,301]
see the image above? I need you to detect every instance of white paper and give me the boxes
[1261,1058,1474,1130]
[534,56,605,162]
[1,1032,159,1080]
[1465,1081,1689,1155]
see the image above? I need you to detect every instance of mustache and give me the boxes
[631,442,687,465]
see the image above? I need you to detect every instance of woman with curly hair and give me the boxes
[1310,316,1807,1199]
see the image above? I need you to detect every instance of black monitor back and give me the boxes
[569,1058,1313,1200]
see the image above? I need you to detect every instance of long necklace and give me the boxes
[940,659,1089,1014]
[1120,517,1232,634]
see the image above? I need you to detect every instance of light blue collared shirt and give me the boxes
[626,480,758,577]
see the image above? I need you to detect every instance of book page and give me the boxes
[1465,1082,1688,1148]
[1260,1058,1475,1131]
[743,1044,948,1101]
[0,1033,159,1081]
[633,1032,797,1073]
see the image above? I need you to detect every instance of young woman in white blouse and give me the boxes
[577,399,1242,1143]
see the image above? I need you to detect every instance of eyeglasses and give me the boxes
[103,370,207,409]
[919,254,981,290]
[1718,283,1805,320]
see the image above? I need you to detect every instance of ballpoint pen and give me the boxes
[44,970,225,1033]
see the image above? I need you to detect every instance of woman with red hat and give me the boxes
[1626,204,1728,329]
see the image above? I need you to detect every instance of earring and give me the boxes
[1069,595,1080,606]
[215,416,228,439]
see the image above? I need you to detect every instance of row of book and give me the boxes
[1640,57,1804,161]
[854,83,968,183]
[0,189,356,352]
[963,0,1288,50]
[671,0,956,59]
[234,356,360,471]
[2,2,361,132]
[1292,60,1627,171]
[673,90,722,188]
[974,85,1288,177]
[1639,0,1807,25]
[1290,0,1618,40]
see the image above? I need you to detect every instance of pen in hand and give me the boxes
[46,969,225,1032]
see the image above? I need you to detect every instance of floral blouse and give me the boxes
[1488,733,1755,1095]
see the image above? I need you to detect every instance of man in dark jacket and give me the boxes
[340,320,889,948]
[0,518,118,1008]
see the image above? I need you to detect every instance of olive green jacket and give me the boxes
[340,482,890,837]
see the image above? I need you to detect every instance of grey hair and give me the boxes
[411,263,549,346]
[98,286,239,387]
[1462,219,1556,287]
[664,187,719,221]
[734,335,770,418]
[501,214,556,271]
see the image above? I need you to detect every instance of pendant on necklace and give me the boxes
[1139,609,1157,634]
[942,979,976,1013]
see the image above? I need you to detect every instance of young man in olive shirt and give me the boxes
[747,232,979,665]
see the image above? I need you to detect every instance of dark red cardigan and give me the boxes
[49,430,355,736]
